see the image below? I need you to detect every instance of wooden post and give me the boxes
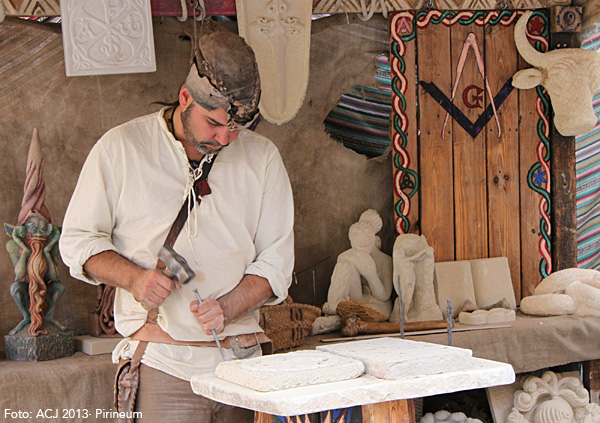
[583,360,600,404]
[549,30,578,271]
[362,399,415,423]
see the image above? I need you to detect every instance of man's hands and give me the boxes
[132,269,182,309]
[190,299,225,335]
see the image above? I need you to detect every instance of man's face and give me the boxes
[180,101,242,155]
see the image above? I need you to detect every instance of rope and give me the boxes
[358,0,388,21]
[177,0,188,22]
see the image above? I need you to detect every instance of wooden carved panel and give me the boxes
[390,10,551,301]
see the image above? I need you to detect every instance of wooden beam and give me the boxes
[549,31,579,272]
[1,0,578,18]
[362,399,415,423]
[0,0,236,17]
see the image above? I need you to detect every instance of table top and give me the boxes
[190,355,514,416]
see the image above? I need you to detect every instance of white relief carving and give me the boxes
[60,0,156,76]
[236,0,312,124]
[507,371,600,423]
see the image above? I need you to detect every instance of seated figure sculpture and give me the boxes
[390,234,442,323]
[322,209,393,320]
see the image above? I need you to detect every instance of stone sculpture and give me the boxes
[520,268,600,317]
[512,10,600,136]
[390,234,442,323]
[322,209,393,320]
[421,411,483,423]
[507,371,600,423]
[4,129,66,337]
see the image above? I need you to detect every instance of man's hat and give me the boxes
[184,32,261,129]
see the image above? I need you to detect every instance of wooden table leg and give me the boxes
[362,399,415,423]
[584,360,600,404]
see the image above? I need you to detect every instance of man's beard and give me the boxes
[181,103,225,154]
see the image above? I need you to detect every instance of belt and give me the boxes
[130,323,272,354]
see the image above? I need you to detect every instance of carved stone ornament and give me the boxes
[507,371,600,423]
[235,0,312,125]
[60,0,156,76]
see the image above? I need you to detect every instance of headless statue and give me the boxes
[322,209,393,320]
[390,234,442,323]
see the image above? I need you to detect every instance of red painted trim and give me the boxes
[150,0,236,16]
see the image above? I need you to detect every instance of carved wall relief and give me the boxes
[236,0,312,124]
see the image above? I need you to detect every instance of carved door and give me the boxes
[390,10,551,301]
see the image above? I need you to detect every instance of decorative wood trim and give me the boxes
[313,0,570,13]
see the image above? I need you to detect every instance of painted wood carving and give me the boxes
[390,10,551,301]
[236,0,312,125]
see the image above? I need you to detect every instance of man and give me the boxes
[60,31,294,422]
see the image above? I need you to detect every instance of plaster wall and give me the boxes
[0,16,393,350]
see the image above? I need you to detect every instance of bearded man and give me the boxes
[60,32,294,423]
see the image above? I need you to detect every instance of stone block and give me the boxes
[215,350,365,392]
[4,325,74,361]
[74,335,122,355]
[317,337,472,380]
[434,261,477,319]
[470,257,516,309]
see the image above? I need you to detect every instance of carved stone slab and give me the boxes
[317,338,472,380]
[236,0,312,124]
[192,355,515,416]
[215,350,365,392]
[60,0,156,76]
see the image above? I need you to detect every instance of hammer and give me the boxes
[158,245,196,285]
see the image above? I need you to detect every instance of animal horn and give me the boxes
[514,11,546,67]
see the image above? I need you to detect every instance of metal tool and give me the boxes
[397,275,404,339]
[446,299,453,346]
[158,245,196,284]
[193,289,227,360]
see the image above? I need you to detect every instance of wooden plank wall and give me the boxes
[392,11,552,302]
[486,19,522,297]
[418,17,455,262]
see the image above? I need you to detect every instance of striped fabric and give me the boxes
[324,55,392,157]
[576,26,600,269]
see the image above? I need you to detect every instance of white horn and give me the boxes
[515,11,547,67]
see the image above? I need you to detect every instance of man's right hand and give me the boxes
[132,269,182,308]
[83,251,181,308]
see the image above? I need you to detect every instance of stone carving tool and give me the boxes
[398,275,404,339]
[447,299,453,346]
[193,288,226,360]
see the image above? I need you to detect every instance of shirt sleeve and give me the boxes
[59,138,121,285]
[244,146,294,305]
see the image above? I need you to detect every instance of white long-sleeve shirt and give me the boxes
[60,108,294,380]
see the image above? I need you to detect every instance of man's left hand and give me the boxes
[190,299,226,335]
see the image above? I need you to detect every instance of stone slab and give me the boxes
[5,326,74,361]
[215,350,365,392]
[470,257,517,309]
[191,356,515,416]
[316,338,472,380]
[434,261,477,319]
[74,335,121,355]
[60,0,156,76]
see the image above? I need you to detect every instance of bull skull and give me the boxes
[512,11,600,136]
